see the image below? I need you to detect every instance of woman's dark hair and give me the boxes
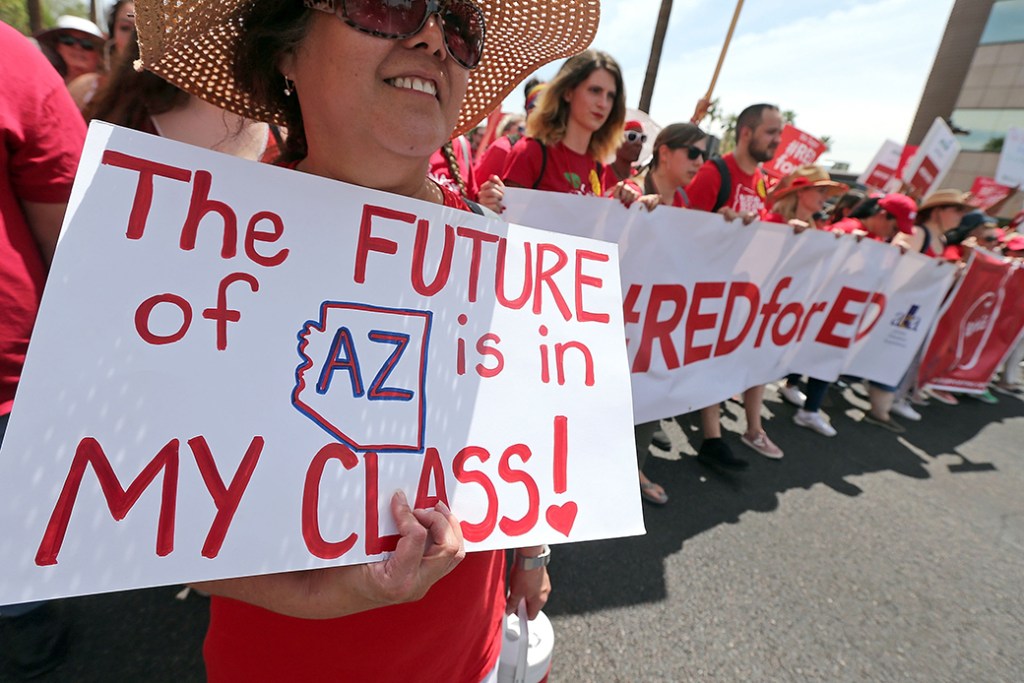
[84,31,187,128]
[848,197,882,221]
[643,122,705,195]
[232,0,313,161]
[106,0,133,37]
[829,190,866,223]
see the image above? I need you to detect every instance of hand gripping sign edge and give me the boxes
[293,301,432,453]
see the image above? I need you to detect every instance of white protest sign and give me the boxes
[503,189,956,424]
[995,126,1024,189]
[857,139,904,192]
[0,123,644,605]
[902,118,961,197]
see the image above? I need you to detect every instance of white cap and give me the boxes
[35,15,106,45]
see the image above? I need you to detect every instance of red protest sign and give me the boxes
[969,177,1014,212]
[762,124,827,180]
[918,251,1024,393]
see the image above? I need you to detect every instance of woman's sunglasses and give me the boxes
[625,131,647,144]
[304,0,486,70]
[57,34,98,51]
[682,145,707,162]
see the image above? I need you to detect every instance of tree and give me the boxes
[0,0,31,32]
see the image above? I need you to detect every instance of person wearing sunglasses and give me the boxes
[830,194,917,243]
[940,210,1000,262]
[68,1,137,111]
[603,119,647,189]
[893,189,972,259]
[831,194,928,431]
[134,0,598,680]
[501,50,640,206]
[762,166,849,438]
[642,122,708,209]
[34,15,105,85]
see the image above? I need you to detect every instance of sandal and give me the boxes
[640,481,668,505]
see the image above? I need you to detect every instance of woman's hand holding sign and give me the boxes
[191,491,465,620]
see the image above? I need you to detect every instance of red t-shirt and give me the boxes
[429,134,479,201]
[474,134,515,185]
[830,217,887,242]
[502,137,603,196]
[687,153,767,215]
[0,23,86,414]
[203,183,506,683]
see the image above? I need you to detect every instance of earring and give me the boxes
[283,77,294,97]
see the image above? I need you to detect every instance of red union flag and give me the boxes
[762,125,827,179]
[918,251,1024,393]
[969,177,1014,211]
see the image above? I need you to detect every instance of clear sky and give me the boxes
[503,0,960,172]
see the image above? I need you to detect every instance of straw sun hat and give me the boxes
[769,165,847,202]
[917,189,972,213]
[134,0,601,136]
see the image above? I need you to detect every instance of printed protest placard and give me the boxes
[902,118,960,197]
[504,189,956,424]
[918,252,1024,393]
[857,140,904,192]
[995,126,1024,189]
[969,177,1015,212]
[762,125,827,180]
[0,123,644,605]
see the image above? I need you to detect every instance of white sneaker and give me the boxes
[793,410,837,437]
[778,383,806,407]
[890,399,922,421]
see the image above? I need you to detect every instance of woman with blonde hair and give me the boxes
[502,49,637,204]
[133,0,599,679]
[763,166,848,436]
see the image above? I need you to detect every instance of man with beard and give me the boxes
[677,103,784,470]
[688,103,782,220]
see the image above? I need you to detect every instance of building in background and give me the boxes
[908,0,1024,218]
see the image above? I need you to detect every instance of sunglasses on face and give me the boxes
[980,235,1000,243]
[681,145,707,162]
[57,34,97,51]
[625,130,647,144]
[304,0,486,70]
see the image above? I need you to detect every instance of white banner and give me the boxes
[902,118,961,197]
[503,189,957,424]
[0,124,644,605]
[857,139,904,192]
[995,126,1024,189]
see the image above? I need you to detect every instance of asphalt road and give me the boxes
[4,382,1022,682]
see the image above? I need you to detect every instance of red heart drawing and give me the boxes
[545,502,578,537]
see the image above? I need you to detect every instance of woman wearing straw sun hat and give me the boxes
[762,165,848,437]
[893,188,973,258]
[133,0,599,680]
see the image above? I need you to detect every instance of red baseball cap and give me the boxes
[624,120,643,132]
[1005,234,1024,252]
[878,193,917,234]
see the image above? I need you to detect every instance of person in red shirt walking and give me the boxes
[685,104,784,468]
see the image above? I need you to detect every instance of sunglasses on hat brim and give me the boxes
[304,0,486,70]
[625,130,647,144]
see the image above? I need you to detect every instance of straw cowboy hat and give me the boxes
[770,165,847,202]
[918,189,972,213]
[133,0,601,136]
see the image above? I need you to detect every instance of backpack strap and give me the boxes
[919,225,931,253]
[711,157,732,213]
[532,139,548,189]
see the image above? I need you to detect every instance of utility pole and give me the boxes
[638,0,673,114]
[27,0,43,33]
